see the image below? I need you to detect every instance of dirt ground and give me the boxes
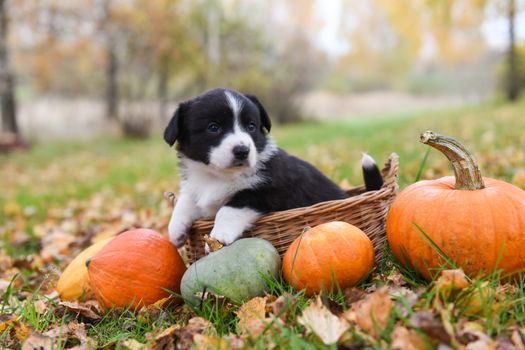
[298,90,470,120]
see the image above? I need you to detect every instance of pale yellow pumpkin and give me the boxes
[56,237,113,300]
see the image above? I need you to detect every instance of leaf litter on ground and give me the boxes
[298,296,349,345]
[2,102,525,348]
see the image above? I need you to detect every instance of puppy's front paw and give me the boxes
[168,217,191,248]
[209,229,240,246]
[210,206,259,246]
[169,232,188,248]
[168,223,188,248]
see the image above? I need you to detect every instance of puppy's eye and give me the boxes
[247,122,256,132]
[207,122,221,133]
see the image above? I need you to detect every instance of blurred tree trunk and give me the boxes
[0,0,17,135]
[106,41,118,120]
[98,0,119,120]
[158,57,169,121]
[206,4,220,85]
[507,0,519,101]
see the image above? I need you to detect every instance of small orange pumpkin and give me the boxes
[283,221,374,296]
[87,228,186,309]
[387,131,525,280]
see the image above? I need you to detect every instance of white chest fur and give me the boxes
[180,158,265,218]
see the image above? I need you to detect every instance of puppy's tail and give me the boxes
[361,153,383,191]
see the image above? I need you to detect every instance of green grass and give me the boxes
[1,99,525,348]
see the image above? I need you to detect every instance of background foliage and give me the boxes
[1,0,525,348]
[1,0,524,132]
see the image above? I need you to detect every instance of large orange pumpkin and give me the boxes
[283,221,374,296]
[87,228,186,309]
[387,131,525,280]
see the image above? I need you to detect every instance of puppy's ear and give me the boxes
[164,102,189,146]
[245,94,271,133]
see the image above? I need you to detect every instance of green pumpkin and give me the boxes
[181,238,281,306]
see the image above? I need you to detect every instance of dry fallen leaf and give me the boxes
[387,269,407,287]
[409,310,451,344]
[344,287,367,306]
[152,317,216,350]
[153,294,180,309]
[0,278,12,294]
[42,324,67,338]
[344,286,393,337]
[34,321,96,349]
[0,250,14,272]
[34,299,47,315]
[496,334,518,350]
[191,333,245,350]
[177,317,216,349]
[390,286,420,318]
[149,325,178,350]
[434,269,469,299]
[15,322,31,343]
[186,317,215,334]
[21,332,53,350]
[298,296,349,345]
[512,330,525,350]
[236,296,268,337]
[391,325,427,350]
[193,334,230,350]
[40,229,77,262]
[457,321,497,350]
[439,303,456,345]
[122,338,146,350]
[203,235,223,252]
[269,292,295,322]
[465,339,497,350]
[138,296,180,322]
[462,282,501,317]
[59,300,102,321]
[67,321,93,346]
[225,334,245,349]
[3,201,21,217]
[8,229,31,248]
[0,313,18,332]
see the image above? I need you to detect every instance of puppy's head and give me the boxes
[164,88,272,172]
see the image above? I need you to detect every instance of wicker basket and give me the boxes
[182,153,399,265]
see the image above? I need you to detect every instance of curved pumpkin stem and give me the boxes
[420,131,485,190]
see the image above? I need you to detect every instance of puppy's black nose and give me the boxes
[233,145,250,160]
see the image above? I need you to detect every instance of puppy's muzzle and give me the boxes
[232,145,250,161]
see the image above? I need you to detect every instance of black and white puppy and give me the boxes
[164,88,383,248]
